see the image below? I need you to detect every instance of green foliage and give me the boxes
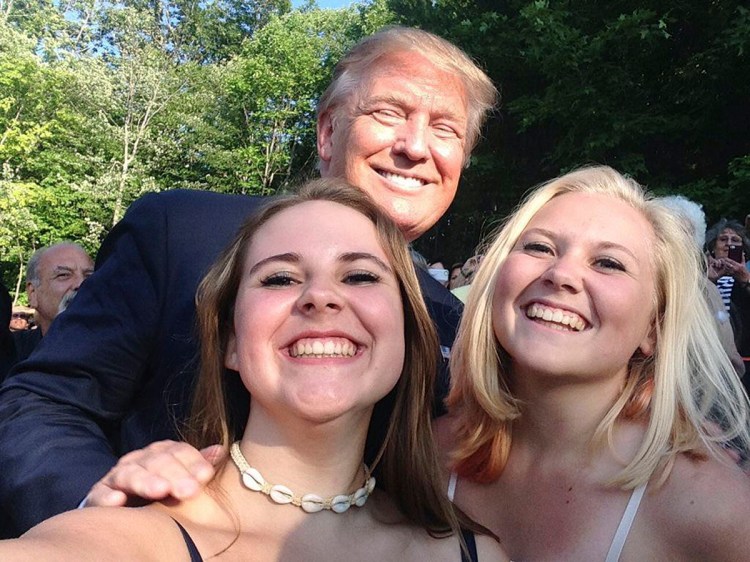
[399,1,750,264]
[0,2,391,290]
[3,0,746,285]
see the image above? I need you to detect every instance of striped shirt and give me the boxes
[716,276,735,312]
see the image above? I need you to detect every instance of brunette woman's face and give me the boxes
[225,201,406,426]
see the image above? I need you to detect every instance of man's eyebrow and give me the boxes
[339,252,392,273]
[51,266,74,274]
[247,253,299,276]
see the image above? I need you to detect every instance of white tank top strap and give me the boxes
[447,470,459,502]
[604,482,648,562]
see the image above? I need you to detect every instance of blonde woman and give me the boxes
[441,166,750,561]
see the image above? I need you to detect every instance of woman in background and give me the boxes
[706,218,750,376]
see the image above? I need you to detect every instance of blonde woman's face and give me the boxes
[491,192,657,388]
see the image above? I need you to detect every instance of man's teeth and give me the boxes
[526,303,586,331]
[289,338,357,358]
[380,171,425,189]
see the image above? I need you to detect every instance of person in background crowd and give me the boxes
[0,25,497,535]
[429,260,450,287]
[0,180,506,562]
[9,309,33,332]
[451,255,483,303]
[442,166,750,561]
[449,263,465,290]
[25,243,94,337]
[706,219,750,377]
[7,243,94,370]
[658,196,744,376]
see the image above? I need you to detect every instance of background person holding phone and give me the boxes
[706,218,750,381]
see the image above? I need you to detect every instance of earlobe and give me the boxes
[225,333,239,371]
[317,110,334,164]
[638,323,657,357]
[26,283,37,308]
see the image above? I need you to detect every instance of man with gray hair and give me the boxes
[25,242,94,336]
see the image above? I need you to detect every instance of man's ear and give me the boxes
[26,282,37,308]
[317,109,335,166]
[225,332,239,371]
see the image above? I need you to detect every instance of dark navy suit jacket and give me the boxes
[0,189,462,535]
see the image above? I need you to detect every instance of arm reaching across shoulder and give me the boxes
[0,192,172,533]
[0,190,261,533]
[85,441,224,507]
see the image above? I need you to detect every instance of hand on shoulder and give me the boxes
[85,440,225,507]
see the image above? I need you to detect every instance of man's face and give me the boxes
[27,245,94,334]
[317,51,468,242]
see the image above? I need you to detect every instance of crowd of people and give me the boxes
[0,25,749,561]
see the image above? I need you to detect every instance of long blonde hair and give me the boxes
[448,165,750,488]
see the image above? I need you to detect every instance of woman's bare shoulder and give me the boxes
[0,505,187,562]
[647,453,750,559]
[475,533,511,561]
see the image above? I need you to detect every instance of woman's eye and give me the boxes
[523,242,553,254]
[344,270,380,284]
[594,257,626,272]
[260,273,296,287]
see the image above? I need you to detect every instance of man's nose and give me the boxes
[394,116,429,160]
[71,272,86,290]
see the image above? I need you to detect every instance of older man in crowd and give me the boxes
[26,243,94,337]
[0,26,497,534]
[5,243,94,374]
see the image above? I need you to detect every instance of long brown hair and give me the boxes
[184,178,466,536]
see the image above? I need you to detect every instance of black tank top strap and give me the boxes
[460,528,479,562]
[171,517,203,562]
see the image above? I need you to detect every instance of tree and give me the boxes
[392,1,750,263]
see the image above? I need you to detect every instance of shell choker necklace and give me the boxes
[230,442,376,514]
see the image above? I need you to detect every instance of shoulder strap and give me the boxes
[460,528,479,562]
[171,518,203,562]
[604,483,647,562]
[447,470,458,502]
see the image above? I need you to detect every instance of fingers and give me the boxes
[85,485,129,508]
[200,444,228,466]
[84,440,220,508]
